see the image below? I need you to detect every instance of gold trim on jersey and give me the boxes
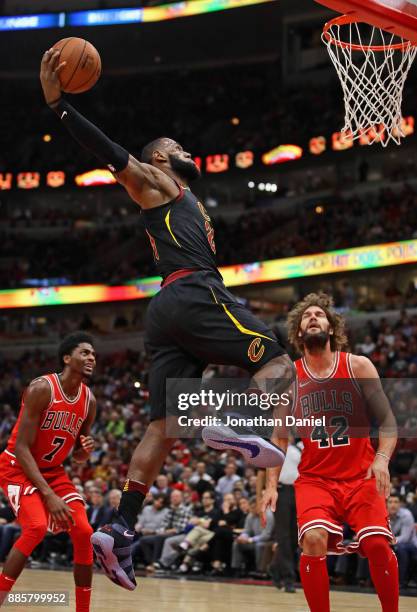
[221,304,275,341]
[209,286,274,341]
[165,209,181,248]
[210,287,219,304]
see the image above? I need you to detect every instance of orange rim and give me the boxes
[323,13,413,52]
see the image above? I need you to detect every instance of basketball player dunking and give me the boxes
[261,293,399,612]
[40,50,294,589]
[0,332,97,612]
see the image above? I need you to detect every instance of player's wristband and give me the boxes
[376,451,390,462]
[50,98,129,173]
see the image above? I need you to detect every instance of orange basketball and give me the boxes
[53,37,101,94]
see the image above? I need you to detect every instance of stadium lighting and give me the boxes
[258,183,265,191]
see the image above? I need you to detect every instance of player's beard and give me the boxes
[169,154,201,182]
[301,330,329,353]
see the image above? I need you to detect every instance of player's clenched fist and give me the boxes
[72,435,95,463]
[80,435,95,454]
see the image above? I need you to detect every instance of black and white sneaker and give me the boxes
[91,520,136,590]
[202,421,286,468]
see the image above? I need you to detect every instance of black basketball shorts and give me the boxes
[144,270,287,421]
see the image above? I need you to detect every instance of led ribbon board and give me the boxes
[0,0,277,31]
[1,239,416,309]
[0,13,64,30]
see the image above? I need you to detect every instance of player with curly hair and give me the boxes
[262,293,399,612]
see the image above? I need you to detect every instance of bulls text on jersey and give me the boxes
[40,410,84,439]
[300,389,353,418]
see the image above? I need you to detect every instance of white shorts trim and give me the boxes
[357,525,392,537]
[299,518,343,533]
[62,492,86,506]
[357,527,395,544]
[299,519,344,541]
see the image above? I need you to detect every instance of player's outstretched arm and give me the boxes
[352,355,397,497]
[72,394,97,463]
[40,49,178,209]
[259,458,286,527]
[15,379,75,528]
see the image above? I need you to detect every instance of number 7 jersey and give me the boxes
[6,373,90,469]
[294,352,375,480]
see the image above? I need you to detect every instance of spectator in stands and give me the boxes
[174,466,193,491]
[209,493,246,575]
[104,488,122,523]
[87,488,108,531]
[216,462,241,497]
[139,490,192,571]
[356,335,376,357]
[232,486,246,504]
[175,490,221,573]
[388,494,417,589]
[149,474,171,497]
[105,410,125,438]
[189,461,215,492]
[92,455,112,481]
[156,494,218,571]
[231,497,274,575]
[132,493,169,567]
[407,488,417,521]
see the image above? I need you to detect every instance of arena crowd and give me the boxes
[2,183,417,289]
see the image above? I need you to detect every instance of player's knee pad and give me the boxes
[69,502,93,565]
[14,521,48,557]
[361,535,393,563]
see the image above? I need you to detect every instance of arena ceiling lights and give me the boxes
[0,0,277,31]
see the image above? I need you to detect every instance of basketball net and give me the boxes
[322,16,417,146]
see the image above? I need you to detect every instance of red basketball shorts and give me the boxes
[0,451,84,533]
[294,474,394,554]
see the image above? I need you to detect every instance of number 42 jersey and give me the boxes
[6,373,90,469]
[294,352,375,480]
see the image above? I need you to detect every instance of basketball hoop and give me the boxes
[322,13,417,146]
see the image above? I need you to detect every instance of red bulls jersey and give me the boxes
[6,373,90,469]
[294,352,375,480]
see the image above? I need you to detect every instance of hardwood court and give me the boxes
[13,570,416,611]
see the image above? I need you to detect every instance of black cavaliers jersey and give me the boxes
[142,186,221,281]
